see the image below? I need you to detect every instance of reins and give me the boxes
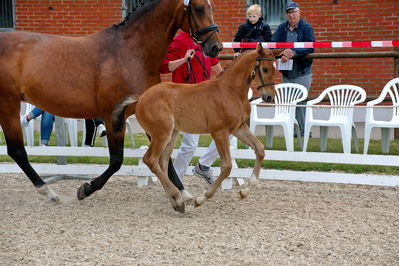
[252,56,276,91]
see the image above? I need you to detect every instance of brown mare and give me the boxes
[0,0,222,203]
[113,44,282,212]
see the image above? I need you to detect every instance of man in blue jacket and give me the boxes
[272,2,315,137]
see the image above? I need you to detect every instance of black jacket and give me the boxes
[233,17,272,52]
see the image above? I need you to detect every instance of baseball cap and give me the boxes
[285,2,299,11]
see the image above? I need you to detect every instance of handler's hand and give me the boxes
[184,49,195,62]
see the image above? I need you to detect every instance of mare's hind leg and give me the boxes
[233,124,265,199]
[143,135,185,213]
[77,119,125,200]
[194,131,232,207]
[0,101,59,201]
[159,129,193,202]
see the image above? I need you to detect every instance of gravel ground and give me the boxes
[1,173,398,265]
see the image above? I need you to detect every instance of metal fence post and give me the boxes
[55,116,67,165]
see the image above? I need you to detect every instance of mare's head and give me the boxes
[179,0,223,57]
[249,43,283,102]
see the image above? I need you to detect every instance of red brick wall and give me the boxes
[14,0,121,36]
[13,0,399,97]
[213,0,399,97]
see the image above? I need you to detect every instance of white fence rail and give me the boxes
[1,146,398,188]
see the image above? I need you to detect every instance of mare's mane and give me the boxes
[112,0,161,29]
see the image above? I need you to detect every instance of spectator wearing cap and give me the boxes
[271,1,315,137]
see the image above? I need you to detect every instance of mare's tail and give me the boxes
[112,95,139,132]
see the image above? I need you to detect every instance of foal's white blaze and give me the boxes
[36,185,59,202]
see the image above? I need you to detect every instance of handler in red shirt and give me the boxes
[159,31,223,185]
[160,32,221,83]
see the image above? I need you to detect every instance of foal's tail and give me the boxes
[112,95,139,132]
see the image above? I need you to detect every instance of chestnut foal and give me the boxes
[114,44,282,212]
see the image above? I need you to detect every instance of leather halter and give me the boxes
[251,56,275,91]
[183,3,219,45]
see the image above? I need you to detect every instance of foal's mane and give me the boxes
[112,0,161,29]
[217,49,255,78]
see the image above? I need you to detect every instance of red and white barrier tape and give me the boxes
[223,41,399,49]
[253,103,398,108]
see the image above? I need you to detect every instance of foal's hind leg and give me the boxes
[143,135,185,213]
[194,131,232,207]
[77,119,125,200]
[233,124,265,199]
[0,101,59,201]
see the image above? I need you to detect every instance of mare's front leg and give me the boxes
[194,131,232,207]
[77,119,125,200]
[0,102,59,201]
[233,124,265,198]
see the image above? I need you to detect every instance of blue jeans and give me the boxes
[282,73,312,136]
[30,107,55,145]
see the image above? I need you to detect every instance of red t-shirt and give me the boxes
[159,32,219,84]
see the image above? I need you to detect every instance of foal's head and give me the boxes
[179,0,223,57]
[250,43,283,102]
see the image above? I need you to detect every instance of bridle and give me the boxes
[182,0,219,45]
[251,56,276,91]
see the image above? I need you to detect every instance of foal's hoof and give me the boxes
[193,195,206,207]
[180,190,194,202]
[239,188,249,199]
[173,205,185,214]
[77,183,91,200]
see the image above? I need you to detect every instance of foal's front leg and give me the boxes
[194,132,232,207]
[233,124,265,198]
[143,136,185,213]
[159,129,193,202]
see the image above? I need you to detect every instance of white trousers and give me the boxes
[173,132,234,181]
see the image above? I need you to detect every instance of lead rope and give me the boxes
[185,47,209,83]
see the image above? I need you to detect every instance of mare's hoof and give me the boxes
[50,194,60,202]
[77,183,91,200]
[173,205,185,214]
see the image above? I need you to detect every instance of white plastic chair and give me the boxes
[364,78,399,154]
[20,102,35,147]
[249,83,308,152]
[303,85,366,154]
[21,103,78,146]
